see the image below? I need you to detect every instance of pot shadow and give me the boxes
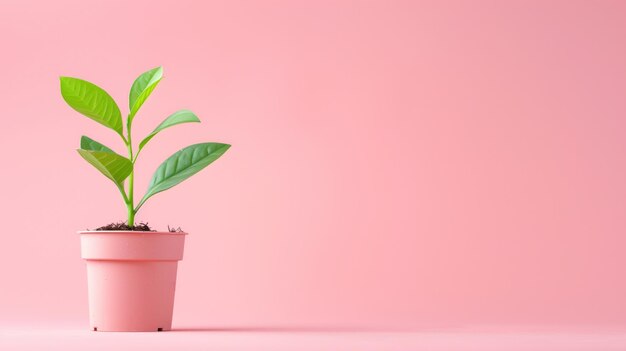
[170,325,395,333]
[171,325,438,333]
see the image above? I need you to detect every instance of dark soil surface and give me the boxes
[94,222,154,231]
[93,222,185,232]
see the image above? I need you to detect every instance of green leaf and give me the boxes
[129,66,163,122]
[137,142,230,209]
[60,77,123,136]
[138,110,201,151]
[80,136,115,153]
[77,149,133,185]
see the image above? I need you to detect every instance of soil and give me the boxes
[94,222,154,231]
[93,222,185,232]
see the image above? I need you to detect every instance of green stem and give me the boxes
[126,119,135,227]
[127,172,135,226]
[116,183,130,205]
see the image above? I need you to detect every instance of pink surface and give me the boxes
[2,328,626,351]
[1,0,626,334]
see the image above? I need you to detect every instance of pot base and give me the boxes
[92,327,172,333]
[92,327,170,332]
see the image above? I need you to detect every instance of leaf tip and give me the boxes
[59,76,70,89]
[79,135,92,150]
[150,66,164,79]
[219,143,232,153]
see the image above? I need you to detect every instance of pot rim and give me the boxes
[77,230,188,235]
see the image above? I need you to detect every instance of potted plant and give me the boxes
[60,67,230,332]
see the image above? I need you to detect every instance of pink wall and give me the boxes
[1,0,626,328]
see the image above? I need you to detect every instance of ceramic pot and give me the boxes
[79,231,187,332]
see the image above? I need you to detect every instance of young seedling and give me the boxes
[60,67,230,228]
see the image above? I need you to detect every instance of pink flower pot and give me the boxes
[79,231,187,332]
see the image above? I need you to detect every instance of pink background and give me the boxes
[1,0,626,330]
